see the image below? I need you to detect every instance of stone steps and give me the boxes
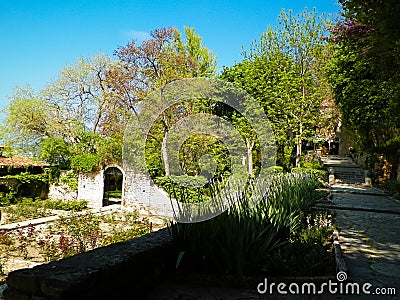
[334,169,365,184]
[321,156,366,185]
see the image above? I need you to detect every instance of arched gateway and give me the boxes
[103,165,125,206]
[77,165,125,208]
[76,165,174,217]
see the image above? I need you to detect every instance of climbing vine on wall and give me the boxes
[70,154,101,173]
[0,172,50,205]
[59,171,79,191]
[4,172,49,184]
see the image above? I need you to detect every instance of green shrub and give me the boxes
[59,171,79,191]
[70,154,100,172]
[0,190,16,206]
[291,167,328,182]
[302,159,324,170]
[170,173,333,276]
[100,224,149,246]
[105,190,122,198]
[40,212,102,259]
[269,211,334,276]
[3,172,49,199]
[264,165,284,174]
[29,210,150,262]
[154,175,211,203]
[170,192,284,275]
[41,199,88,211]
[376,180,400,198]
[4,172,49,184]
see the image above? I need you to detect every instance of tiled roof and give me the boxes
[0,157,47,168]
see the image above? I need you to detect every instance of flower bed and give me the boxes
[0,209,165,281]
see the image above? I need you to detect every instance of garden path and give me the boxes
[323,156,400,299]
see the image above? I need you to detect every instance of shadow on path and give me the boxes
[322,156,400,299]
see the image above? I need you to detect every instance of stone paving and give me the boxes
[317,155,399,299]
[332,183,400,299]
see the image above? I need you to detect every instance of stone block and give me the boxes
[77,170,104,208]
[6,269,42,295]
[328,174,335,185]
[5,228,174,299]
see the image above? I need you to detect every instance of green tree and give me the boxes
[221,55,298,170]
[174,26,217,78]
[42,53,118,141]
[328,0,400,173]
[40,138,71,168]
[222,8,333,168]
[2,53,122,166]
[2,86,49,155]
[110,27,217,175]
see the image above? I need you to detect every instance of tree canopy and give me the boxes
[1,26,217,173]
[327,0,400,173]
[221,8,334,169]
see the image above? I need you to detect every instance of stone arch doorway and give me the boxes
[103,165,124,206]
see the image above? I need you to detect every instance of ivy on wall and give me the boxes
[70,154,100,173]
[0,171,50,206]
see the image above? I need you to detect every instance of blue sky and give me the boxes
[0,0,341,116]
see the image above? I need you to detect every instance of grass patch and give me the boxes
[1,198,88,224]
[105,190,122,198]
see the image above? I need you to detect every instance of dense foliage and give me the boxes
[1,27,217,175]
[0,9,342,279]
[221,8,336,169]
[170,173,332,276]
[327,0,400,176]
[0,172,50,206]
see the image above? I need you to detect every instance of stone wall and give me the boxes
[48,184,78,201]
[75,166,171,213]
[48,171,78,201]
[123,171,175,217]
[123,171,149,206]
[4,228,174,300]
[77,170,104,208]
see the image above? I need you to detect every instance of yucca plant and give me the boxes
[169,187,284,275]
[262,173,323,238]
[169,172,330,276]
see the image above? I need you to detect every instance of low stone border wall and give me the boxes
[4,228,174,299]
[333,229,347,274]
[3,223,348,299]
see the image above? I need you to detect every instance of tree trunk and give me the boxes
[162,128,170,176]
[159,87,170,176]
[246,137,254,176]
[295,124,302,168]
[296,70,306,168]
